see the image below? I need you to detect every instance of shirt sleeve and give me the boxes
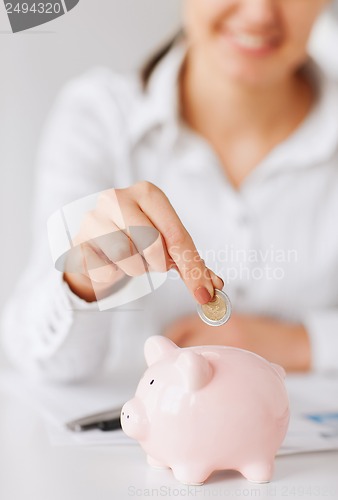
[0,68,128,383]
[302,309,338,374]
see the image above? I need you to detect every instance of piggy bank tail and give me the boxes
[271,363,286,379]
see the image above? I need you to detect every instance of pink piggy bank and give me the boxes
[121,335,289,485]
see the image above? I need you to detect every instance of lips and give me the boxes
[219,26,281,55]
[232,32,277,50]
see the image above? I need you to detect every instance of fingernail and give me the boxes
[218,276,225,288]
[194,286,212,305]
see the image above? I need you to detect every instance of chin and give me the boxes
[214,48,295,88]
[212,41,306,88]
[219,62,277,88]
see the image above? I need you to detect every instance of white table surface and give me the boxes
[0,380,338,500]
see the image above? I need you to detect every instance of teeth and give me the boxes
[233,33,270,49]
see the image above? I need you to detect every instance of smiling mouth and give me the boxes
[220,28,281,54]
[233,33,277,49]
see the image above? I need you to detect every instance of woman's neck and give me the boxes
[180,49,313,140]
[179,48,314,187]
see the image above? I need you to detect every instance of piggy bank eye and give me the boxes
[149,379,154,385]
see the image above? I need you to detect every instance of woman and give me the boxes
[2,0,338,383]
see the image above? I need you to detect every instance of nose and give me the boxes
[121,400,142,425]
[241,0,276,27]
[121,405,131,421]
[120,399,148,440]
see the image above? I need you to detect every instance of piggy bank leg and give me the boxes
[147,455,170,470]
[240,461,274,483]
[171,463,211,485]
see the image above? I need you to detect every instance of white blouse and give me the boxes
[2,40,338,384]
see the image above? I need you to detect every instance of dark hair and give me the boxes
[140,30,184,89]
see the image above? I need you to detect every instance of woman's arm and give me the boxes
[0,70,120,383]
[0,68,223,383]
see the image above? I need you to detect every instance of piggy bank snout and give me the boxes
[121,398,148,440]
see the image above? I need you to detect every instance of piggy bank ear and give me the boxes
[144,335,178,366]
[176,350,213,391]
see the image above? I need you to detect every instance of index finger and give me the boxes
[134,182,223,304]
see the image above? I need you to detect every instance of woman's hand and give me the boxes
[164,313,311,372]
[63,182,223,302]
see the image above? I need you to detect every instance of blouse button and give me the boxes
[237,214,250,226]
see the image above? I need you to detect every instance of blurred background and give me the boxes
[0,0,338,368]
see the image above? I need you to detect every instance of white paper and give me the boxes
[0,368,135,446]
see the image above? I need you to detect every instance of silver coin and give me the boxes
[197,289,232,327]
